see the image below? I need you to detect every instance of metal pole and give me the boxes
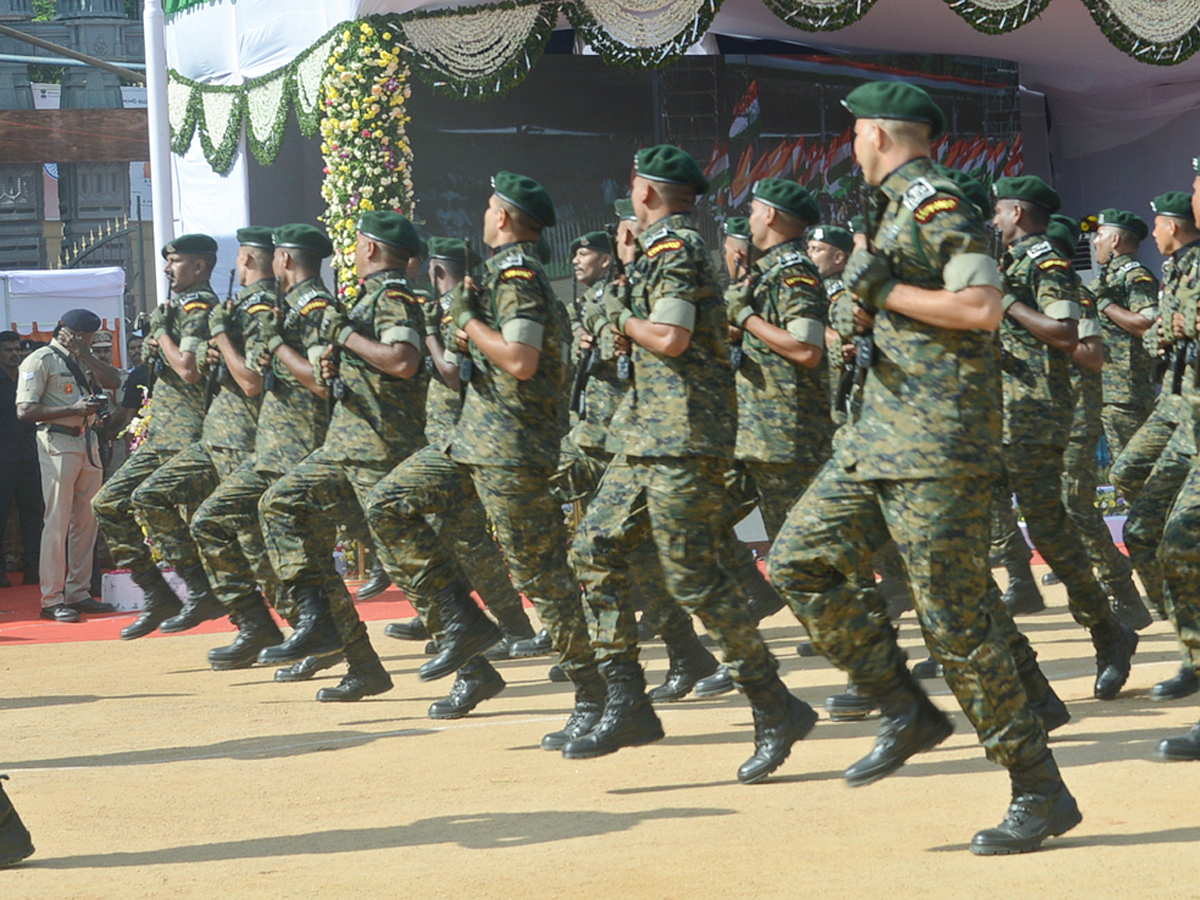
[143,0,173,307]
[0,23,145,84]
[137,196,147,313]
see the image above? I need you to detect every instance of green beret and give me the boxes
[723,217,750,240]
[992,175,1061,214]
[936,166,991,219]
[1097,208,1148,241]
[537,234,553,264]
[570,230,613,257]
[492,170,556,228]
[752,178,820,226]
[808,225,854,254]
[1151,191,1194,220]
[634,144,708,194]
[416,237,428,259]
[426,236,482,270]
[1047,214,1080,256]
[357,211,422,255]
[841,80,946,140]
[236,227,275,251]
[614,198,636,221]
[849,215,865,234]
[273,223,334,259]
[161,232,218,259]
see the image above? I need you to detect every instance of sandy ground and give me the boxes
[3,567,1200,899]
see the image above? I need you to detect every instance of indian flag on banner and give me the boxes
[1003,134,1024,176]
[824,128,855,190]
[729,79,761,142]
[729,145,757,208]
[704,141,732,196]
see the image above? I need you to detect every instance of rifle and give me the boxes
[458,239,475,396]
[729,254,749,371]
[567,263,595,419]
[261,307,279,394]
[605,224,632,381]
[847,182,880,398]
[204,269,236,410]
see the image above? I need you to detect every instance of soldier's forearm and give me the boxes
[886,283,1002,332]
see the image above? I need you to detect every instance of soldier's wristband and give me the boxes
[1002,294,1019,312]
[265,334,285,354]
[615,309,633,334]
[454,309,476,331]
[335,324,356,346]
[1095,296,1113,312]
[733,304,755,328]
[209,320,229,338]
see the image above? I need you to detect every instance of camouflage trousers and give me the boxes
[990,471,1029,567]
[1001,443,1111,628]
[766,462,1047,768]
[92,443,178,582]
[1110,399,1180,506]
[1156,453,1200,673]
[1102,401,1153,467]
[1061,432,1132,586]
[734,459,822,539]
[366,445,594,683]
[571,454,777,686]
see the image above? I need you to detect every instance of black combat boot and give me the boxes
[1090,618,1138,700]
[561,660,664,759]
[547,664,569,682]
[1154,720,1200,760]
[1015,653,1070,733]
[648,632,720,703]
[0,775,34,868]
[636,608,661,642]
[970,751,1081,854]
[484,604,537,661]
[844,671,953,787]
[207,593,284,670]
[257,585,344,665]
[692,664,736,698]
[911,656,944,679]
[356,557,392,601]
[509,628,554,658]
[274,653,344,682]
[824,681,877,722]
[384,616,429,641]
[159,564,226,633]
[795,640,816,657]
[1150,665,1199,702]
[418,582,502,681]
[121,570,183,640]
[740,557,785,622]
[1105,576,1152,631]
[542,674,607,750]
[738,676,818,784]
[316,636,393,702]
[428,657,506,718]
[1041,570,1061,586]
[1002,557,1045,616]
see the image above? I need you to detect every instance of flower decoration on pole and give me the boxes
[319,18,416,300]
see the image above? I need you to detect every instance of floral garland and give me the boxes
[564,0,723,68]
[941,0,1051,34]
[1081,0,1200,65]
[319,18,416,300]
[760,0,880,31]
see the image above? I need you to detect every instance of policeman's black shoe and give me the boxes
[741,558,785,623]
[1150,666,1199,702]
[1030,691,1071,734]
[484,605,537,661]
[69,597,116,615]
[1091,619,1138,700]
[1041,571,1062,586]
[844,675,954,787]
[648,633,720,703]
[40,603,81,622]
[509,628,553,658]
[1105,577,1153,632]
[542,680,606,751]
[911,656,944,680]
[547,664,569,683]
[208,594,284,670]
[418,583,502,682]
[316,637,392,702]
[428,657,505,719]
[257,585,344,666]
[121,575,182,640]
[561,660,665,759]
[738,677,818,784]
[1154,721,1200,761]
[824,681,878,722]
[1002,558,1045,616]
[0,776,34,869]
[384,617,429,641]
[693,664,737,698]
[970,751,1081,855]
[274,653,344,683]
[356,558,392,601]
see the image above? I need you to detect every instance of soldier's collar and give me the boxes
[362,269,408,291]
[1174,237,1200,258]
[284,276,325,306]
[244,277,275,293]
[878,156,936,203]
[638,213,691,250]
[759,236,809,267]
[172,282,214,302]
[1006,232,1049,258]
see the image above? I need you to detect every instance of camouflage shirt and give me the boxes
[824,271,855,425]
[447,241,569,470]
[732,238,833,465]
[1069,279,1104,442]
[422,289,462,446]
[251,277,332,476]
[571,279,631,452]
[143,283,215,452]
[1094,252,1157,410]
[999,233,1080,449]
[837,156,1003,480]
[201,278,275,452]
[611,213,736,459]
[321,269,428,466]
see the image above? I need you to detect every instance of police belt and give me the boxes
[39,423,84,437]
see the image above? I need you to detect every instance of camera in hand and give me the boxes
[83,394,111,420]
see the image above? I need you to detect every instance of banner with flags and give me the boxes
[729,79,761,143]
[728,144,757,208]
[703,140,732,196]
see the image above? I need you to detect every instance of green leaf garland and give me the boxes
[761,0,880,31]
[942,0,1051,34]
[1080,0,1200,66]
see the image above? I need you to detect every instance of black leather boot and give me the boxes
[876,572,913,620]
[384,617,430,640]
[356,557,392,601]
[636,608,661,642]
[543,675,606,750]
[1091,618,1138,700]
[844,671,953,787]
[738,676,818,784]
[121,571,182,640]
[0,775,34,868]
[208,593,284,670]
[1105,576,1152,631]
[648,633,719,703]
[509,628,554,658]
[428,657,505,718]
[274,653,344,682]
[257,585,344,665]
[561,660,664,759]
[1002,557,1045,616]
[1041,570,1061,586]
[316,636,393,702]
[418,582,502,681]
[484,605,537,661]
[911,656,944,679]
[159,564,226,633]
[1150,665,1200,702]
[795,640,816,657]
[824,681,877,722]
[547,664,569,682]
[692,664,736,698]
[1015,653,1070,733]
[970,751,1081,854]
[1154,720,1200,760]
[741,558,785,622]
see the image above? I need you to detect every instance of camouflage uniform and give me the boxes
[767,159,1047,768]
[998,233,1111,627]
[825,272,857,427]
[1156,393,1200,677]
[1096,253,1158,461]
[422,291,461,446]
[189,277,332,620]
[93,284,214,585]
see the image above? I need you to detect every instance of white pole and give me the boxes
[143,0,174,307]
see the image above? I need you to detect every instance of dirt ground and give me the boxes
[3,567,1200,899]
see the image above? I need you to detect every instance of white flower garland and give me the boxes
[1105,0,1200,43]
[404,5,542,79]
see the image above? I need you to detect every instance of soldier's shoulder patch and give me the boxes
[1130,271,1155,284]
[645,236,685,259]
[183,300,211,313]
[1037,256,1071,271]
[299,297,330,316]
[902,178,937,210]
[500,266,537,282]
[384,288,418,303]
[245,303,273,316]
[783,272,820,288]
[912,195,959,224]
